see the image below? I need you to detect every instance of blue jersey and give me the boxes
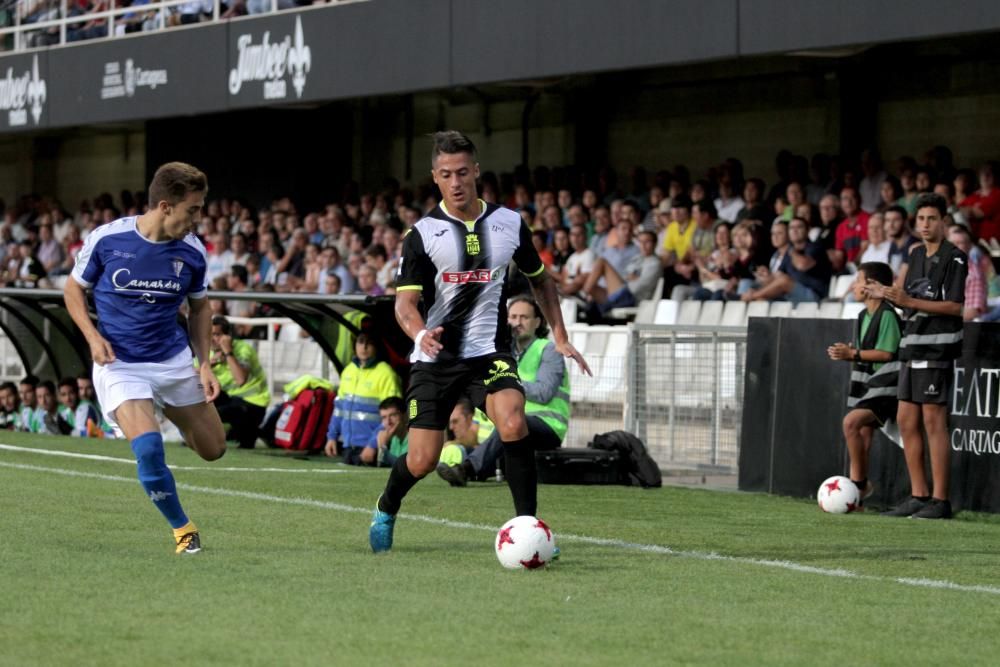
[71,216,208,363]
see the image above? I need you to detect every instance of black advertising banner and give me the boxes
[47,26,229,126]
[741,319,1000,513]
[0,50,49,132]
[225,1,449,109]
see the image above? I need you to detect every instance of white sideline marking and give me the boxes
[0,443,352,474]
[2,459,1000,597]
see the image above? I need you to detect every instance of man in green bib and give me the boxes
[207,315,270,449]
[438,295,569,486]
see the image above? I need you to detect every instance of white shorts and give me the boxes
[93,347,204,426]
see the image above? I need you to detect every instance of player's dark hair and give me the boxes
[148,162,207,207]
[379,396,406,414]
[430,131,477,167]
[58,377,77,391]
[858,262,893,288]
[76,371,92,382]
[508,294,549,339]
[0,381,17,395]
[37,380,55,394]
[914,192,947,217]
[19,375,38,388]
[211,315,233,335]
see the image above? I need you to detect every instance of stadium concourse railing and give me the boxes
[0,0,365,51]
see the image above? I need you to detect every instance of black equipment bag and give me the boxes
[535,447,625,485]
[589,430,663,488]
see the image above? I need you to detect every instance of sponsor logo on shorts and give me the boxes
[926,383,938,395]
[409,399,418,419]
[484,359,518,386]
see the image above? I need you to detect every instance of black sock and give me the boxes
[914,495,930,502]
[503,437,537,517]
[851,478,867,491]
[378,454,422,515]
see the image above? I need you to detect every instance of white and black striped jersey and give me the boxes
[397,199,545,363]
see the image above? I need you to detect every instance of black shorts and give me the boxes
[898,362,952,405]
[854,397,898,426]
[406,353,524,430]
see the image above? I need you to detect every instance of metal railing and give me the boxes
[561,322,746,474]
[626,324,746,473]
[0,0,363,52]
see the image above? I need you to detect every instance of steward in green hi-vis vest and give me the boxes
[518,337,571,442]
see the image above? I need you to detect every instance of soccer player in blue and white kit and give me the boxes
[64,162,227,555]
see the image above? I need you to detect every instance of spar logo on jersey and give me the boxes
[229,16,311,100]
[0,55,46,127]
[442,268,501,284]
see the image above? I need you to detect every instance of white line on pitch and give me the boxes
[0,443,353,474]
[2,459,999,597]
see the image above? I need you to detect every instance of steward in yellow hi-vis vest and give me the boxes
[437,295,569,487]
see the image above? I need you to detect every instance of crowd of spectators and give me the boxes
[5,0,335,49]
[1,145,999,325]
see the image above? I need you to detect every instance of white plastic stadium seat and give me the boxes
[746,301,770,321]
[829,274,856,300]
[696,300,724,326]
[677,300,701,325]
[634,299,657,324]
[721,300,747,327]
[560,298,578,325]
[841,302,865,320]
[791,302,819,318]
[818,302,842,319]
[653,299,679,325]
[767,301,792,318]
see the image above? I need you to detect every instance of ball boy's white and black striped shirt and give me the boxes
[396,199,545,364]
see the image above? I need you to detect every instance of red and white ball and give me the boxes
[817,475,861,514]
[495,515,556,569]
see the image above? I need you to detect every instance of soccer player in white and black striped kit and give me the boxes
[369,131,591,553]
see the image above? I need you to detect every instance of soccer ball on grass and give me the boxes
[495,515,556,569]
[816,475,861,514]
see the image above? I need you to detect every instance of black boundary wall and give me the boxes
[740,318,1000,513]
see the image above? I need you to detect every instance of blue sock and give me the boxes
[131,431,188,529]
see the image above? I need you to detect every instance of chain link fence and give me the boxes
[564,323,746,474]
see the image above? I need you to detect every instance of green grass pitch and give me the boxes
[3,432,1000,666]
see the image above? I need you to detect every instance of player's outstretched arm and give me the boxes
[188,296,220,402]
[529,271,592,376]
[63,277,116,366]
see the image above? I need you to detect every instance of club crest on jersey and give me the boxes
[172,259,184,277]
[465,233,480,255]
[442,269,498,284]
